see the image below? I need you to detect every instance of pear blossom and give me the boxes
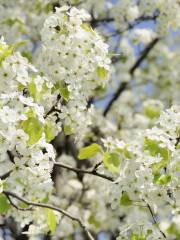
[0,1,179,240]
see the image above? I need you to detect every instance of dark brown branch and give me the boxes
[89,14,158,28]
[3,191,94,240]
[103,38,159,116]
[7,150,15,163]
[92,161,103,171]
[5,194,33,211]
[54,162,114,182]
[144,201,167,239]
[175,137,180,148]
[44,94,61,119]
[89,17,114,27]
[129,38,159,75]
[0,170,12,180]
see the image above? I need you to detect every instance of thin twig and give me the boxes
[0,170,12,180]
[7,150,15,163]
[92,161,103,171]
[89,14,157,28]
[54,162,114,182]
[175,136,180,148]
[44,94,61,119]
[5,194,33,211]
[144,200,167,239]
[3,191,94,240]
[130,38,159,75]
[103,38,159,116]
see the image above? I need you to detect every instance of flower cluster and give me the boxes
[0,1,179,239]
[112,0,180,37]
[0,37,57,233]
[0,4,111,235]
[101,105,180,239]
[36,6,110,142]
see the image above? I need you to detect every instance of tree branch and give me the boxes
[89,14,158,28]
[5,194,33,211]
[0,170,12,180]
[54,162,114,182]
[144,200,167,239]
[175,136,180,148]
[44,94,61,119]
[3,191,94,240]
[103,38,159,116]
[129,38,159,75]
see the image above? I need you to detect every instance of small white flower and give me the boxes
[131,28,156,44]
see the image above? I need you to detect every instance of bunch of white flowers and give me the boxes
[0,1,179,239]
[102,105,180,239]
[112,0,180,37]
[36,6,111,142]
[0,37,57,232]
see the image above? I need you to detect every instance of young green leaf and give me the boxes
[28,78,37,100]
[144,138,171,172]
[59,85,70,102]
[0,194,11,214]
[96,66,108,80]
[45,122,55,142]
[154,173,171,185]
[64,125,74,136]
[131,234,146,240]
[0,45,14,65]
[88,214,101,229]
[22,116,43,146]
[46,209,57,233]
[103,152,120,173]
[81,23,95,34]
[120,192,132,206]
[78,143,102,160]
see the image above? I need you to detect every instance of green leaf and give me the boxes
[0,45,14,65]
[144,138,171,172]
[120,192,132,206]
[59,86,70,102]
[116,147,131,159]
[28,78,37,100]
[0,41,28,66]
[21,116,43,145]
[28,78,48,101]
[81,23,94,34]
[45,122,55,142]
[96,67,108,80]
[78,143,102,160]
[0,41,27,65]
[22,51,32,62]
[46,209,57,233]
[131,234,146,240]
[64,125,74,136]
[88,214,101,229]
[0,18,23,27]
[53,82,70,101]
[0,194,11,214]
[167,223,180,238]
[147,229,153,236]
[144,105,161,119]
[154,173,171,185]
[26,108,36,118]
[103,152,120,173]
[144,138,170,161]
